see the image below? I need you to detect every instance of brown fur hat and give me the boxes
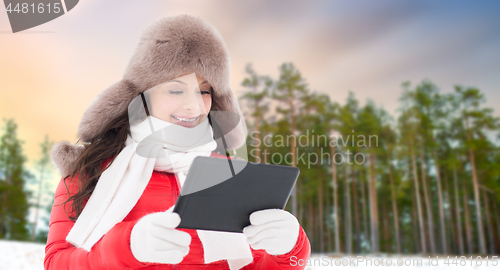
[51,15,247,176]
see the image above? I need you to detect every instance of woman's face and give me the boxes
[149,73,212,128]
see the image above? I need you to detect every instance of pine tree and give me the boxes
[0,119,31,240]
[240,63,272,162]
[357,100,384,253]
[272,62,309,217]
[31,135,54,242]
[398,82,427,253]
[453,86,499,254]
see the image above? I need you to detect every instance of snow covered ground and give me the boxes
[0,240,45,270]
[1,240,498,270]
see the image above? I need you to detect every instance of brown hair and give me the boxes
[63,111,130,221]
[64,87,221,220]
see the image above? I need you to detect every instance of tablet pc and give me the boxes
[173,156,300,232]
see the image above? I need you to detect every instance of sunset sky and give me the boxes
[1,0,500,176]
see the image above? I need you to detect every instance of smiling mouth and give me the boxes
[171,115,199,122]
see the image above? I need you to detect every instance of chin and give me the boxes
[175,122,197,128]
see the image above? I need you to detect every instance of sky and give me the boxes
[1,0,500,174]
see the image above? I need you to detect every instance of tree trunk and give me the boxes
[307,199,315,252]
[351,166,361,253]
[290,99,298,217]
[368,153,379,253]
[462,173,473,254]
[263,139,270,164]
[330,143,340,253]
[382,203,390,252]
[482,189,494,254]
[325,180,332,252]
[453,166,465,254]
[433,150,446,254]
[252,86,261,162]
[464,117,486,254]
[387,153,401,253]
[492,199,500,254]
[360,168,369,251]
[411,183,420,253]
[1,170,11,239]
[410,137,426,253]
[297,188,303,231]
[31,166,46,241]
[0,185,7,238]
[419,140,436,254]
[443,169,454,254]
[253,112,260,161]
[318,169,324,253]
[344,165,352,254]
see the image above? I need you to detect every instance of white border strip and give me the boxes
[61,0,68,14]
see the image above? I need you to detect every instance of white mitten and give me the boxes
[243,209,299,255]
[130,212,191,264]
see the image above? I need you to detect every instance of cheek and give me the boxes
[203,96,212,112]
[151,97,176,117]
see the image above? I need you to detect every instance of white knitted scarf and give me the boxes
[66,116,252,270]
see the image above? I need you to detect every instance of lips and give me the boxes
[171,115,199,123]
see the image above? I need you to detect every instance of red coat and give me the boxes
[44,152,311,269]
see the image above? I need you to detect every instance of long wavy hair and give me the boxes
[63,87,220,220]
[63,111,130,221]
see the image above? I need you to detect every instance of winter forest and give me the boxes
[1,62,499,258]
[238,62,500,256]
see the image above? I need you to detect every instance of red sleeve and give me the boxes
[44,177,149,270]
[243,226,311,270]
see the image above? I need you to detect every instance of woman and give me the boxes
[45,15,310,270]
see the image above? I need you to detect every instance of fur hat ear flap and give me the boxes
[51,141,84,178]
[226,118,247,151]
[209,86,248,150]
[78,79,138,142]
[214,117,247,151]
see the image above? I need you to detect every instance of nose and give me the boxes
[182,91,203,112]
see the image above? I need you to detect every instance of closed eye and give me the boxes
[169,90,183,95]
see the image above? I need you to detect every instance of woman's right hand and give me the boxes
[130,211,191,264]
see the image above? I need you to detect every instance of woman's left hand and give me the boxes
[243,209,299,255]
